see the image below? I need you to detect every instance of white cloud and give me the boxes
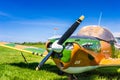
[10,19,71,27]
[0,11,11,17]
[0,18,72,42]
[113,32,120,37]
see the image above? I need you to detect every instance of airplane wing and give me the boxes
[100,58,120,66]
[0,42,46,56]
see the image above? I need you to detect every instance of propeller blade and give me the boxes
[58,15,84,45]
[36,15,84,70]
[36,51,53,70]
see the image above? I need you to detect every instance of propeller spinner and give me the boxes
[36,15,85,70]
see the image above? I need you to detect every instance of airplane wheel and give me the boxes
[58,70,64,75]
[68,74,78,80]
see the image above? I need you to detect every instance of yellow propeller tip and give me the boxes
[79,15,85,20]
[36,67,39,71]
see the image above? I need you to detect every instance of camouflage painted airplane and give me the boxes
[35,15,120,80]
[1,15,120,80]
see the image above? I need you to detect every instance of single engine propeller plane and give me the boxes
[36,15,120,80]
[1,15,120,80]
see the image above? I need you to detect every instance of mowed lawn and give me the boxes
[0,46,67,80]
[1,45,120,80]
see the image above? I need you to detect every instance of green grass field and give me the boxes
[0,46,67,80]
[1,44,120,80]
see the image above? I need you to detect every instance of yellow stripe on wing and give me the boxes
[0,44,33,54]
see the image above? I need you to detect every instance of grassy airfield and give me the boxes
[1,43,120,80]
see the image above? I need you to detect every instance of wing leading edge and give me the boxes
[0,42,46,56]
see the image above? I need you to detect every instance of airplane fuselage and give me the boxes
[45,35,120,73]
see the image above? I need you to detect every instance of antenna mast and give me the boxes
[98,12,102,26]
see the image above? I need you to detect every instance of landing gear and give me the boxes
[58,71,78,80]
[20,52,28,64]
[68,74,78,80]
[58,70,65,75]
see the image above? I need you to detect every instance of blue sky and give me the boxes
[0,0,120,42]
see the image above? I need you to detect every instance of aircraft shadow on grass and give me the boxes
[9,62,67,75]
[9,62,59,73]
[9,62,67,80]
[9,62,120,80]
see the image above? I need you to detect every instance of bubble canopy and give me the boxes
[77,25,115,42]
